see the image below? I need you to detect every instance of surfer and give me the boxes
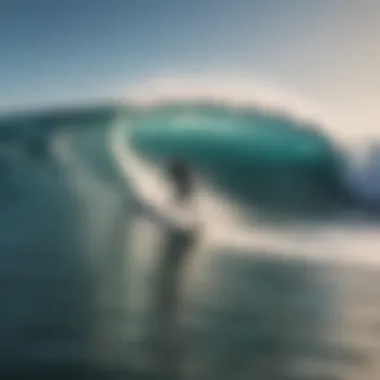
[144,158,199,376]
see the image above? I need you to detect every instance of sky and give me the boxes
[1,0,380,138]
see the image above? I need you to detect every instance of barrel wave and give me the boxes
[128,102,350,217]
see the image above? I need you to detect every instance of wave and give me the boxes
[1,74,380,260]
[123,74,380,213]
[122,75,352,216]
[113,74,380,263]
[1,78,380,373]
[113,108,380,265]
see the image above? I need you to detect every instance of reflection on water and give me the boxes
[126,220,380,380]
[125,213,340,379]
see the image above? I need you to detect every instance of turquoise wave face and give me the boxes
[0,103,350,216]
[129,104,350,216]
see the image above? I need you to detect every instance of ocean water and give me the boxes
[1,90,380,380]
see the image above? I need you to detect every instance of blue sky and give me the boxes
[0,0,322,105]
[1,0,380,135]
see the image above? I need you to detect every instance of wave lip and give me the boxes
[123,74,333,127]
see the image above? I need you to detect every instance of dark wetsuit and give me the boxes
[166,159,194,203]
